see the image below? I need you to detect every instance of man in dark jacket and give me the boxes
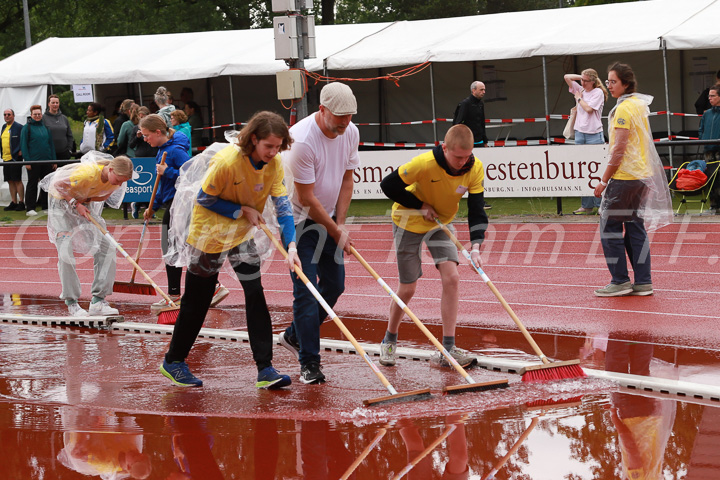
[694,70,720,114]
[1,109,24,211]
[699,85,720,209]
[453,81,488,147]
[453,81,491,209]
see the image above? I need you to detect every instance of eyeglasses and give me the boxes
[3,113,11,116]
[605,80,618,87]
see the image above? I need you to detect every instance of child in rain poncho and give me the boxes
[159,111,300,389]
[41,152,133,316]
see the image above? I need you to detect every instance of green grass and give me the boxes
[0,194,706,225]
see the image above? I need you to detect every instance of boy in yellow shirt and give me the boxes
[378,124,488,367]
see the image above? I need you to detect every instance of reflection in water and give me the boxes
[166,416,223,480]
[606,335,677,480]
[57,410,151,479]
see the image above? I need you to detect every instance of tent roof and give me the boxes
[0,22,389,86]
[325,0,717,69]
[1,0,719,87]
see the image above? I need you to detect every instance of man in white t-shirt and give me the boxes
[279,82,360,384]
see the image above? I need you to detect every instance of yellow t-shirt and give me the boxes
[610,96,651,181]
[392,150,484,234]
[186,144,288,254]
[1,126,11,161]
[51,164,116,200]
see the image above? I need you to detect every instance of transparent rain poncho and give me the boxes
[40,151,127,254]
[600,93,673,232]
[163,130,277,272]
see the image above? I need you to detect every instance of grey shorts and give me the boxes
[393,224,458,284]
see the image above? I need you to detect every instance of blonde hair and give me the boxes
[444,124,474,150]
[139,113,172,137]
[97,155,134,179]
[128,104,140,124]
[119,99,134,114]
[583,68,608,101]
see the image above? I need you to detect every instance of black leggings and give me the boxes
[161,199,183,295]
[165,261,273,371]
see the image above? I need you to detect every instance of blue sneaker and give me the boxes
[256,366,292,389]
[160,360,203,387]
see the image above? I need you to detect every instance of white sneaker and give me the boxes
[151,295,181,314]
[26,209,37,217]
[88,300,119,316]
[379,341,397,366]
[210,284,229,307]
[67,302,89,317]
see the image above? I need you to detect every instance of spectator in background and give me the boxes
[155,86,175,127]
[128,106,157,219]
[21,105,56,216]
[184,100,204,147]
[79,102,114,154]
[43,94,74,161]
[694,70,720,114]
[129,106,158,158]
[1,109,24,211]
[565,69,608,215]
[116,103,139,157]
[170,109,192,155]
[179,87,193,107]
[453,81,491,209]
[112,99,134,151]
[699,85,720,210]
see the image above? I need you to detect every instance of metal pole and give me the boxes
[228,76,237,130]
[22,0,31,48]
[430,63,438,144]
[542,56,550,142]
[662,40,674,167]
[137,84,143,106]
[295,15,309,121]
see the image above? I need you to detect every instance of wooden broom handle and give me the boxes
[349,245,476,382]
[129,152,167,283]
[259,223,398,395]
[87,214,175,306]
[435,220,550,364]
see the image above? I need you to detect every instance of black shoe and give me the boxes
[279,331,300,360]
[300,362,325,384]
[3,202,16,211]
[14,202,25,211]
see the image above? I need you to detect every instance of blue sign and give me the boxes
[123,157,157,202]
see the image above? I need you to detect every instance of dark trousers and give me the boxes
[165,256,273,371]
[161,200,183,295]
[25,163,53,211]
[284,220,345,366]
[599,179,652,285]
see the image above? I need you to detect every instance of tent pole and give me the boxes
[430,63,438,144]
[228,76,237,130]
[662,39,674,167]
[137,84,143,106]
[542,56,550,142]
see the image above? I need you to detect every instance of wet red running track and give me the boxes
[1,218,719,479]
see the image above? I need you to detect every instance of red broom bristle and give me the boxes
[522,363,586,382]
[157,309,179,325]
[525,395,584,408]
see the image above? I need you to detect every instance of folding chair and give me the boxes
[668,160,720,214]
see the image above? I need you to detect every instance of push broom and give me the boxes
[87,214,180,325]
[435,219,586,382]
[350,246,509,395]
[113,152,167,296]
[259,223,432,407]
